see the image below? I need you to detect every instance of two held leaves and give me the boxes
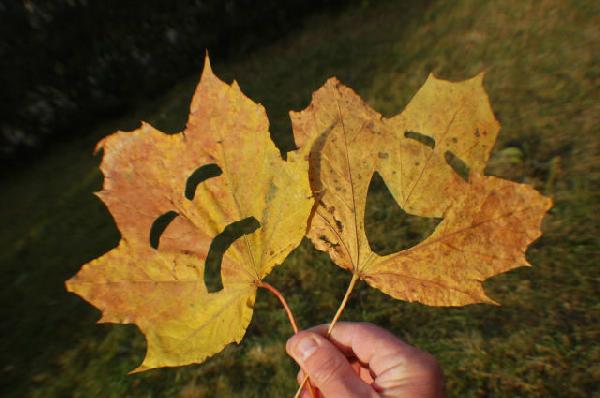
[66,56,551,371]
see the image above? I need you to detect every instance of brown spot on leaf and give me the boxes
[319,234,339,249]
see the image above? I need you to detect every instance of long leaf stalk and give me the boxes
[293,272,360,398]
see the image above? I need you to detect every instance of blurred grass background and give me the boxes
[1,0,599,397]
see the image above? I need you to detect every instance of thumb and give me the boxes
[286,331,378,398]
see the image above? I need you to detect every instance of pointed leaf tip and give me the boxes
[203,52,212,76]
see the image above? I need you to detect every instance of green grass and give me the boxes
[2,0,599,397]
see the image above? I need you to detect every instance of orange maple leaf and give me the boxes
[292,75,552,306]
[66,57,313,371]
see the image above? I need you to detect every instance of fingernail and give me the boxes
[295,336,318,362]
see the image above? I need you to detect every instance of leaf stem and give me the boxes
[294,376,310,398]
[294,272,360,397]
[258,281,298,334]
[258,281,317,398]
[327,272,359,335]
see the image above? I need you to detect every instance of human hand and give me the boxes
[286,322,445,398]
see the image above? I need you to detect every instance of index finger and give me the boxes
[306,322,419,375]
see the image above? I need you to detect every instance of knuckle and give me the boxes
[412,351,444,382]
[357,321,378,332]
[358,322,395,340]
[414,352,445,395]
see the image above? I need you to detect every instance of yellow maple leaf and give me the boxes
[291,75,552,306]
[66,56,313,371]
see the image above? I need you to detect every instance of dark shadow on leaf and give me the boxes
[185,163,223,200]
[444,150,470,181]
[149,211,179,249]
[205,217,261,292]
[304,120,337,234]
[404,131,435,149]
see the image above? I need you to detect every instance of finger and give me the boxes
[297,369,324,398]
[350,359,360,375]
[287,331,379,398]
[308,323,444,395]
[359,365,375,384]
[300,386,313,398]
[297,369,305,385]
[305,322,417,375]
[299,361,372,397]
